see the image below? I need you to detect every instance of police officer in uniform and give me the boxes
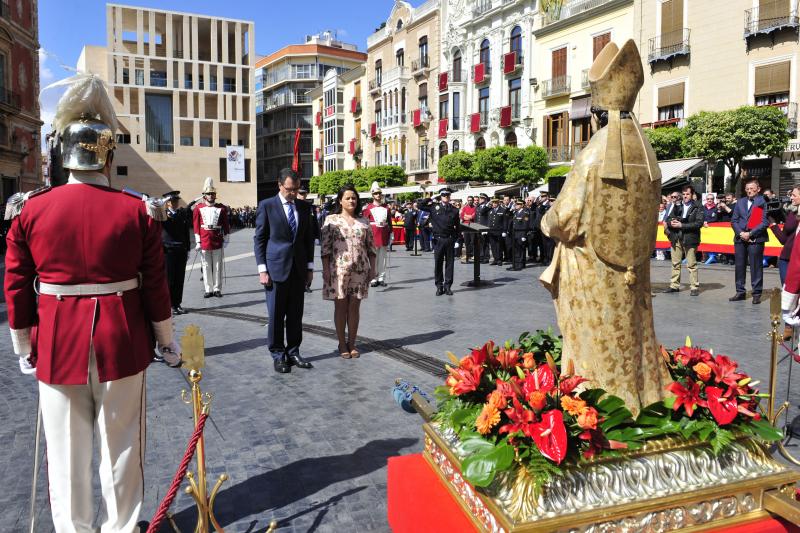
[476,193,492,263]
[536,192,555,265]
[162,191,195,314]
[403,201,418,251]
[509,199,533,271]
[418,188,460,295]
[488,197,508,266]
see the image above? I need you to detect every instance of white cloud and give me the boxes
[39,48,54,83]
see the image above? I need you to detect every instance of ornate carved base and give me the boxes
[422,423,800,532]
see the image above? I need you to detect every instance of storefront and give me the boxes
[780,140,800,194]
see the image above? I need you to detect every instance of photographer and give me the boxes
[769,187,800,285]
[663,185,704,296]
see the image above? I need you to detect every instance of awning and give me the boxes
[658,157,706,188]
[449,183,518,201]
[570,95,592,120]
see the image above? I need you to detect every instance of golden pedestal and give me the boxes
[422,422,800,532]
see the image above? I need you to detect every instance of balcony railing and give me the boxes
[648,29,691,63]
[367,26,390,49]
[572,141,590,159]
[409,158,430,172]
[546,145,572,162]
[450,69,468,83]
[581,68,590,90]
[541,75,571,98]
[744,2,799,38]
[543,0,615,26]
[642,117,686,129]
[383,66,409,85]
[473,0,493,17]
[760,101,798,132]
[369,78,382,93]
[412,56,430,74]
[263,92,312,112]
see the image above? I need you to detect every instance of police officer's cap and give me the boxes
[479,193,490,200]
[438,187,452,196]
[163,190,181,201]
[515,199,524,205]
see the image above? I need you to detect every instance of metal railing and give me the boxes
[409,158,430,171]
[450,69,467,83]
[543,0,614,25]
[369,78,382,92]
[744,2,799,38]
[412,56,430,72]
[581,68,590,89]
[572,141,589,159]
[760,101,798,132]
[510,102,522,120]
[473,0,493,17]
[541,75,571,98]
[263,93,312,112]
[648,29,691,63]
[546,145,572,162]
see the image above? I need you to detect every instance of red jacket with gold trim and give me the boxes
[193,202,230,250]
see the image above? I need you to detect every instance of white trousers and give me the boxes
[373,246,388,283]
[39,354,146,533]
[201,248,223,293]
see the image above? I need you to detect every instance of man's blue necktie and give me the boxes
[287,201,297,239]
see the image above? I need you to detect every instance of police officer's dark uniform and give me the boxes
[162,191,194,314]
[509,199,532,271]
[503,197,515,262]
[536,197,555,265]
[487,198,508,266]
[403,203,418,251]
[418,188,460,295]
[476,193,492,263]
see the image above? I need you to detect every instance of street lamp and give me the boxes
[523,116,535,140]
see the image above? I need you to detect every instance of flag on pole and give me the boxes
[291,126,302,175]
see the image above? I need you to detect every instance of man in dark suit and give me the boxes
[662,185,704,296]
[403,201,417,251]
[730,179,769,304]
[162,191,195,315]
[254,169,315,373]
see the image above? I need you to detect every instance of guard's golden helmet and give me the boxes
[588,39,643,112]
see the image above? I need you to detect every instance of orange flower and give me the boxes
[577,407,599,430]
[496,348,520,369]
[488,390,507,410]
[560,395,587,416]
[476,404,501,435]
[522,352,536,369]
[693,362,712,382]
[528,390,547,411]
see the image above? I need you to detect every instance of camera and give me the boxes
[766,197,789,223]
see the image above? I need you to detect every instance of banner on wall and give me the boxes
[226,145,245,182]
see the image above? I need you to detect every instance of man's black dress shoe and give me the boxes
[274,356,291,373]
[752,294,762,304]
[436,287,444,296]
[445,288,454,296]
[176,306,187,314]
[662,287,679,293]
[729,293,746,302]
[213,290,222,297]
[288,354,313,369]
[204,292,212,298]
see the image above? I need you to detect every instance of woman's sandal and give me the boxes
[349,346,360,358]
[339,343,351,359]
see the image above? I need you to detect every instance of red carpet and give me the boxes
[387,453,799,532]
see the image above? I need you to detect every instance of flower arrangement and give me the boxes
[434,332,783,494]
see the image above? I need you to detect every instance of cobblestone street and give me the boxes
[1,227,797,532]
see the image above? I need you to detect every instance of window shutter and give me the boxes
[552,47,567,79]
[657,83,685,107]
[593,33,611,60]
[755,61,791,96]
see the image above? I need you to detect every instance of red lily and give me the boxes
[445,364,484,395]
[666,379,707,417]
[520,364,555,398]
[499,396,536,437]
[559,375,589,396]
[705,386,738,425]
[578,429,627,458]
[530,410,568,464]
[496,347,521,369]
[673,346,713,366]
[462,341,493,369]
[494,378,517,399]
[710,355,745,389]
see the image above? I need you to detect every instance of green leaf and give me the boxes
[710,428,734,455]
[579,389,607,405]
[490,442,516,471]
[745,419,784,442]
[663,396,676,409]
[600,411,634,432]
[461,453,497,487]
[605,427,645,443]
[598,396,626,413]
[461,437,496,455]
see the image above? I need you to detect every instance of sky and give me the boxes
[38,0,394,141]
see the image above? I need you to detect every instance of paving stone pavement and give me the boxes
[1,227,799,532]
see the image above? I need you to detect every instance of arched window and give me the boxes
[452,49,462,82]
[396,48,404,67]
[510,26,522,58]
[480,39,491,69]
[397,19,404,30]
[505,131,517,147]
[452,139,460,153]
[418,36,429,68]
[475,136,486,151]
[439,141,449,159]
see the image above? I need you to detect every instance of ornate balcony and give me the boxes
[546,145,572,162]
[648,29,691,64]
[541,75,571,98]
[744,1,799,39]
[542,0,615,26]
[411,56,430,77]
[581,69,590,90]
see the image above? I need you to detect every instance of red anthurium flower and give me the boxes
[673,346,713,366]
[530,410,568,464]
[521,364,556,398]
[559,375,589,396]
[497,347,521,369]
[710,355,745,389]
[499,396,536,437]
[666,379,707,417]
[705,386,738,425]
[445,364,484,395]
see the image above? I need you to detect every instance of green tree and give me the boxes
[472,145,548,184]
[643,126,688,160]
[684,106,789,192]
[507,145,549,185]
[545,165,571,183]
[438,151,476,183]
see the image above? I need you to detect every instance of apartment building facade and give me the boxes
[256,32,366,198]
[438,0,537,156]
[0,0,41,200]
[309,65,366,176]
[81,4,256,207]
[364,0,441,183]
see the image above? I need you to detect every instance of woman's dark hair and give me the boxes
[332,184,362,216]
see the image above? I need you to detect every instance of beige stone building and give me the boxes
[364,0,441,183]
[634,0,800,192]
[309,65,367,176]
[78,4,256,207]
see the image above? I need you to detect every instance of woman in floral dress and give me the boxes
[321,184,377,358]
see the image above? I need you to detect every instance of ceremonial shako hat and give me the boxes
[202,177,216,195]
[53,75,118,171]
[438,188,452,196]
[370,181,383,194]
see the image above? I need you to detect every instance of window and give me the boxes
[505,132,517,147]
[200,137,213,147]
[439,95,449,119]
[475,136,486,150]
[117,166,128,176]
[145,93,174,152]
[510,26,522,59]
[419,83,428,114]
[397,19,404,30]
[180,135,193,146]
[508,78,521,119]
[660,0,684,47]
[480,39,491,70]
[151,70,167,87]
[552,47,567,80]
[593,32,611,60]
[755,61,790,107]
[419,36,429,68]
[452,92,461,130]
[439,141,448,158]
[657,83,685,123]
[184,73,193,89]
[375,99,382,127]
[453,50,462,82]
[452,139,460,152]
[545,112,569,148]
[122,68,130,84]
[396,48,404,67]
[115,133,131,144]
[135,69,144,86]
[375,59,382,86]
[223,77,236,92]
[478,87,489,123]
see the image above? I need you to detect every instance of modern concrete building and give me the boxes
[634,0,800,193]
[438,0,537,156]
[364,0,441,183]
[255,32,366,198]
[79,4,256,207]
[309,65,366,176]
[0,0,42,200]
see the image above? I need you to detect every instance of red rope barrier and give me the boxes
[147,412,210,533]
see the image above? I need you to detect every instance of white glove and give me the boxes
[156,340,182,368]
[18,355,36,376]
[522,237,527,242]
[195,242,201,251]
[454,242,460,249]
[223,238,230,249]
[502,232,507,238]
[782,290,800,326]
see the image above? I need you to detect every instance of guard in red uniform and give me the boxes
[193,177,230,297]
[4,75,180,532]
[363,181,391,286]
